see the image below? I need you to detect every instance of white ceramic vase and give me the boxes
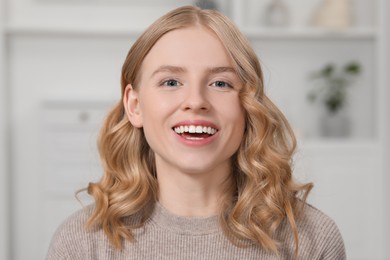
[320,111,351,137]
[264,0,290,27]
[312,0,352,28]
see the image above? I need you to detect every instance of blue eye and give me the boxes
[212,81,232,88]
[162,79,181,87]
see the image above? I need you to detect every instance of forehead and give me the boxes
[141,26,234,72]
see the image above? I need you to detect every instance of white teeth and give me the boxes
[195,126,203,133]
[186,137,203,140]
[173,125,218,135]
[189,125,196,133]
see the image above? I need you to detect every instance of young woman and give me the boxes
[47,5,346,259]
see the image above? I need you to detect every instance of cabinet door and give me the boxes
[41,102,110,253]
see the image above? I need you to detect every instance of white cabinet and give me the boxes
[39,101,112,257]
[41,101,109,195]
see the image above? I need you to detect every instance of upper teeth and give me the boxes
[174,125,217,135]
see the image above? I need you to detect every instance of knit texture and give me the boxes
[46,203,346,260]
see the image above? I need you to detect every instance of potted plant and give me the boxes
[307,61,361,137]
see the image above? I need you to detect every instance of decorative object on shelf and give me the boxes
[311,0,352,29]
[307,61,361,137]
[264,0,290,27]
[194,0,218,10]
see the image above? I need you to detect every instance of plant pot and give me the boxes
[320,112,351,137]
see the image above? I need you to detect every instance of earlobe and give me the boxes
[123,84,143,128]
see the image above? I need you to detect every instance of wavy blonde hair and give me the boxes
[87,5,313,256]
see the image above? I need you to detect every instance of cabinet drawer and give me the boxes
[42,100,115,129]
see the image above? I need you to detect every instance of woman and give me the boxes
[47,5,345,259]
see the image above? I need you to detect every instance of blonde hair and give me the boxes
[87,5,313,256]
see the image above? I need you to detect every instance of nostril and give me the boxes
[181,92,211,111]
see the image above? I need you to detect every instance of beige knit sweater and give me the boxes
[46,203,346,259]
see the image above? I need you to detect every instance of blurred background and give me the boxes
[0,0,389,259]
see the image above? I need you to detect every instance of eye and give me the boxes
[161,79,181,87]
[211,81,232,88]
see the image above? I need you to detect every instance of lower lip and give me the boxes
[173,131,218,147]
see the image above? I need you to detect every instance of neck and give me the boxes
[156,165,232,217]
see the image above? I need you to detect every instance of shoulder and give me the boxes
[301,204,346,259]
[298,203,340,233]
[46,204,146,259]
[59,204,94,231]
[277,203,346,259]
[46,204,98,260]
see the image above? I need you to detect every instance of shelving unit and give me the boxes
[6,0,380,142]
[242,27,377,40]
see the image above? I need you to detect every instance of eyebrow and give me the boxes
[151,65,186,77]
[150,65,237,77]
[208,66,236,75]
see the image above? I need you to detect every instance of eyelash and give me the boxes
[160,79,182,87]
[210,80,233,89]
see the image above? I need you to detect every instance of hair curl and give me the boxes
[86,5,313,256]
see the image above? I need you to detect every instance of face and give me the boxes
[124,26,245,179]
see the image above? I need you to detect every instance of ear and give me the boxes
[123,84,143,128]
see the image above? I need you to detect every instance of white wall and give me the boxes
[384,0,390,257]
[0,0,10,258]
[7,0,195,30]
[7,34,129,259]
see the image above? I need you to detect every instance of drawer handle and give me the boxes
[79,111,90,123]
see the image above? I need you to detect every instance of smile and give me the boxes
[173,125,218,140]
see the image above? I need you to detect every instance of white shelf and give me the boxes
[5,23,377,40]
[242,27,377,40]
[5,24,145,37]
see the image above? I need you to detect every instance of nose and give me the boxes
[181,83,210,112]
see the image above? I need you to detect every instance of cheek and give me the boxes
[139,91,175,119]
[143,86,182,106]
[217,95,246,146]
[137,91,178,141]
[223,95,245,126]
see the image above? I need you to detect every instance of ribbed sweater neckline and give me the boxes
[150,203,220,235]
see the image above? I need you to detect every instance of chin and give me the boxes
[176,158,230,177]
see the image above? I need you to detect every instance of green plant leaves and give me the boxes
[307,61,362,114]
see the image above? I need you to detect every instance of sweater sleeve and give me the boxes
[320,217,346,260]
